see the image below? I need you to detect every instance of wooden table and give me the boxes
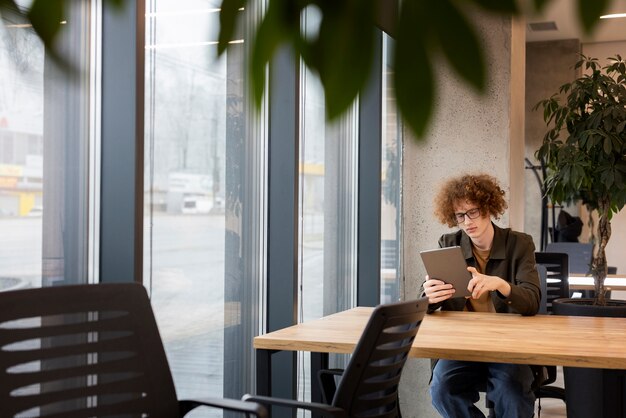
[255,307,626,411]
[568,274,626,291]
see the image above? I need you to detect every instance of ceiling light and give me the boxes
[146,8,220,18]
[600,13,626,19]
[145,39,244,49]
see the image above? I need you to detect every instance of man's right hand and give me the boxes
[422,275,455,304]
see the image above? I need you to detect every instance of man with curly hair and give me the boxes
[422,173,541,418]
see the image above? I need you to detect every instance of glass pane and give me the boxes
[0,2,96,291]
[144,0,266,414]
[380,34,402,304]
[296,7,359,408]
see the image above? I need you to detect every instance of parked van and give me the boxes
[181,196,212,214]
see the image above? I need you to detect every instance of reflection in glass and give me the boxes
[296,7,359,411]
[144,1,265,415]
[380,35,402,304]
[0,2,96,290]
[0,4,98,415]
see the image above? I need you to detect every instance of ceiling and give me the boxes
[526,0,626,43]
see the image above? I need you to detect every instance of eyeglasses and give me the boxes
[454,208,481,223]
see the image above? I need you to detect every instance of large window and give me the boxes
[0,1,98,291]
[296,7,359,407]
[380,34,402,304]
[144,0,266,413]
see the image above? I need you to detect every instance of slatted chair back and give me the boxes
[545,243,589,275]
[331,298,428,418]
[533,254,568,404]
[535,252,570,312]
[0,283,179,418]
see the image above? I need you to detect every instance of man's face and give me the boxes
[453,200,491,242]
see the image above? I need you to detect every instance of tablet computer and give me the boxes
[420,246,472,298]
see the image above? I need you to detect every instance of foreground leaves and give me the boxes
[0,0,615,139]
[0,0,124,69]
[217,0,611,139]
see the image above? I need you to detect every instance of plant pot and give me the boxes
[552,298,626,418]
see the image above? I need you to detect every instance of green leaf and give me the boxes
[574,165,586,188]
[467,0,518,14]
[615,170,623,189]
[218,0,247,56]
[103,0,125,7]
[394,1,433,138]
[577,0,609,34]
[562,165,571,185]
[606,169,615,188]
[612,135,622,152]
[22,0,76,71]
[26,0,65,47]
[250,7,284,108]
[430,0,486,92]
[532,0,551,12]
[314,0,376,120]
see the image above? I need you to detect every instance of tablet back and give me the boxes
[420,246,472,298]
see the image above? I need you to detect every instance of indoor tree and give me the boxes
[536,55,626,306]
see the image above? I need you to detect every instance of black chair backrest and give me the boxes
[0,283,179,418]
[545,242,591,275]
[331,297,428,418]
[537,264,548,315]
[535,252,569,313]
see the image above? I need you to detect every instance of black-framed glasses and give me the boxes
[454,208,481,223]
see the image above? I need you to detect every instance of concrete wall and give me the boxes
[399,11,525,417]
[509,17,527,230]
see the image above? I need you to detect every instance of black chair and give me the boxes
[534,252,568,411]
[0,283,267,418]
[545,242,591,275]
[244,297,429,417]
[535,251,570,311]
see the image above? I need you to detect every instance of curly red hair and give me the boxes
[434,173,508,227]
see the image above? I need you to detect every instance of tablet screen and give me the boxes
[420,246,472,298]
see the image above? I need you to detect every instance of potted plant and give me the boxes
[536,54,626,306]
[535,54,626,418]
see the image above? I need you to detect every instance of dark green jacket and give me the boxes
[426,223,541,316]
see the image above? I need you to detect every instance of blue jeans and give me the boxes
[430,360,535,418]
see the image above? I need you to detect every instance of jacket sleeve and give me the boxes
[498,234,541,316]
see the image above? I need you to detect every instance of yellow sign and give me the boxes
[0,177,17,188]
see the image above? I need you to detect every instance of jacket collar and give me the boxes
[459,222,506,260]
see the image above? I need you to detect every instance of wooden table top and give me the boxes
[254,307,626,370]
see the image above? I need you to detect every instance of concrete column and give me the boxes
[400,11,524,417]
